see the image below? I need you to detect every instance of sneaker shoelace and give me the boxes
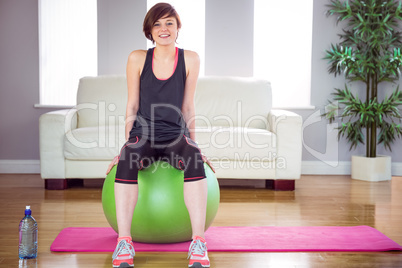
[112,239,135,260]
[187,239,207,259]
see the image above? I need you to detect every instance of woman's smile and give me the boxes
[152,16,178,44]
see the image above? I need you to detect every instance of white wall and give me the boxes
[0,0,401,174]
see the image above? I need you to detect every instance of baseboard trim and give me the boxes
[302,161,351,175]
[302,161,402,176]
[1,159,401,176]
[0,160,40,174]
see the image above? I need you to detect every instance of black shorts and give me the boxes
[115,135,206,184]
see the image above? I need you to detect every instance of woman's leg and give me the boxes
[114,137,153,237]
[112,183,138,268]
[184,178,210,268]
[113,184,137,268]
[112,137,153,268]
[115,183,138,237]
[163,135,208,238]
[161,136,210,267]
[183,178,208,238]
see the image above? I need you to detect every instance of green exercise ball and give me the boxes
[102,161,220,243]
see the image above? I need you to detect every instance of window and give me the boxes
[146,0,205,76]
[254,0,313,108]
[38,0,97,106]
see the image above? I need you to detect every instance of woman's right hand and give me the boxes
[106,155,120,175]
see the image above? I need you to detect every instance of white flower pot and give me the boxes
[351,155,392,182]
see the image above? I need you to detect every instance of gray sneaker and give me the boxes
[188,236,210,268]
[112,238,135,268]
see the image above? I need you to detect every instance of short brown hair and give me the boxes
[143,3,182,43]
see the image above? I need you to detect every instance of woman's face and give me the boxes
[151,16,179,46]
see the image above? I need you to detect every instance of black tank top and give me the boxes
[129,47,190,141]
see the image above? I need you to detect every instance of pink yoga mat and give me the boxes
[50,226,402,252]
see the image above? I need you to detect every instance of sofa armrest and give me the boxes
[39,108,77,179]
[268,109,302,179]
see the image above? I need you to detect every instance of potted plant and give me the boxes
[323,0,402,181]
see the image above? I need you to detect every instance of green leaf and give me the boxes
[324,0,402,152]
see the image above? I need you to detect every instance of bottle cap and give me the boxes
[25,206,31,215]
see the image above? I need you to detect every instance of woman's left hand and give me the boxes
[201,153,216,173]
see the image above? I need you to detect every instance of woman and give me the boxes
[106,3,210,268]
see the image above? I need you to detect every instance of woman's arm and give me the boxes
[181,50,215,172]
[182,50,200,141]
[106,50,145,175]
[125,50,146,141]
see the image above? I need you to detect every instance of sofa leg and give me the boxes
[45,179,85,190]
[45,179,68,190]
[265,180,295,191]
[68,179,84,188]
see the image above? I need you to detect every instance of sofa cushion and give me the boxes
[195,76,272,129]
[76,76,127,128]
[196,127,276,161]
[64,127,124,160]
[64,125,276,163]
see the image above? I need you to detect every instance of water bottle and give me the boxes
[19,206,38,259]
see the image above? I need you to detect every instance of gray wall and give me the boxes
[97,0,146,75]
[0,0,401,165]
[0,0,49,159]
[205,0,254,76]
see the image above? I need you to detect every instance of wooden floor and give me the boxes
[0,174,401,268]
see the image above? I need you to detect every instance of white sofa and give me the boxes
[39,75,302,190]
